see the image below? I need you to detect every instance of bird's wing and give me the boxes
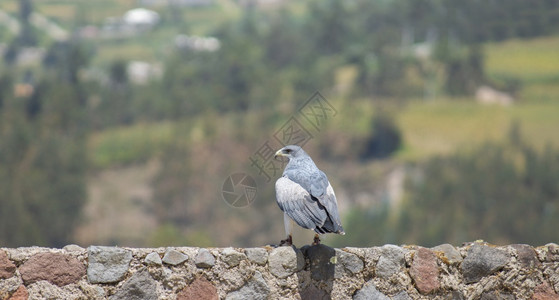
[275,176,328,230]
[309,170,329,198]
[284,167,329,199]
[318,181,345,234]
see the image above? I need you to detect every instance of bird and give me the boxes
[274,145,345,246]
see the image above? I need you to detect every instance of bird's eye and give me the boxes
[285,149,292,153]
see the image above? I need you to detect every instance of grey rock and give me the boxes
[221,247,246,268]
[511,244,540,269]
[432,244,463,265]
[225,271,269,300]
[335,249,364,278]
[306,244,336,281]
[268,246,305,279]
[544,243,559,261]
[0,275,23,297]
[300,284,330,300]
[109,269,158,300]
[245,248,268,265]
[461,244,510,283]
[162,249,188,266]
[27,280,75,299]
[445,291,465,300]
[392,291,412,300]
[63,244,85,253]
[353,280,390,300]
[79,281,106,299]
[144,252,162,266]
[195,248,215,268]
[376,244,406,278]
[480,290,514,300]
[87,246,132,284]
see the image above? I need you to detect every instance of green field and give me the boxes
[485,35,559,102]
[396,100,559,160]
[88,121,175,168]
[394,35,559,160]
[85,28,559,166]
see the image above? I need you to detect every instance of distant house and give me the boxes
[123,8,160,30]
[127,61,163,85]
[139,0,214,7]
[174,35,220,52]
[101,8,160,38]
[476,86,514,106]
[16,47,45,66]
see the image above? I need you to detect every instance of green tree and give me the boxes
[399,124,559,246]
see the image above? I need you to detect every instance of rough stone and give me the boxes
[410,247,440,294]
[376,244,406,278]
[544,243,559,262]
[245,248,268,265]
[195,248,215,268]
[26,280,79,299]
[7,285,28,300]
[532,283,559,300]
[87,246,132,284]
[0,275,22,299]
[162,249,188,265]
[144,252,162,266]
[306,244,336,281]
[19,252,86,286]
[269,246,305,279]
[511,244,541,269]
[432,243,463,265]
[445,291,465,300]
[0,251,16,279]
[109,269,158,300]
[461,244,510,283]
[335,249,364,278]
[300,284,329,300]
[0,243,555,299]
[353,280,390,300]
[392,291,412,300]
[221,247,246,268]
[177,277,218,300]
[78,281,106,299]
[480,290,515,300]
[225,271,270,300]
[63,244,85,253]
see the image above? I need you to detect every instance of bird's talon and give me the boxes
[279,235,293,246]
[312,234,321,245]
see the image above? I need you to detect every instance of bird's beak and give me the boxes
[274,149,285,160]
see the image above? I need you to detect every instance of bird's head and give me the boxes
[274,145,305,160]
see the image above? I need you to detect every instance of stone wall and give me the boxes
[1,242,559,299]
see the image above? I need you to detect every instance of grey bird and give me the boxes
[274,145,345,246]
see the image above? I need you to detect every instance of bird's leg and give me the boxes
[312,234,321,245]
[279,234,293,246]
[279,213,293,246]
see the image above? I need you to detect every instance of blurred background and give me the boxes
[1,0,559,248]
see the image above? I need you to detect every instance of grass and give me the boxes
[2,0,238,67]
[88,121,175,168]
[485,36,559,81]
[485,35,559,102]
[396,100,559,161]
[85,30,559,167]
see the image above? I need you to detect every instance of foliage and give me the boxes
[340,123,559,247]
[0,40,89,247]
[361,113,402,160]
[400,124,559,246]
